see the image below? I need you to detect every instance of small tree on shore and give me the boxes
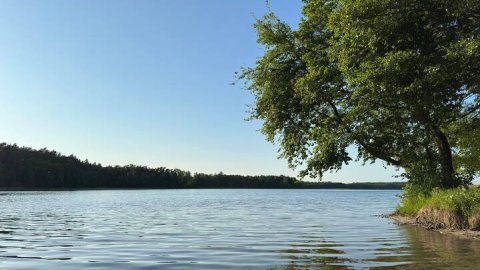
[240,0,480,192]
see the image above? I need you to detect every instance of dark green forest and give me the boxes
[0,143,403,190]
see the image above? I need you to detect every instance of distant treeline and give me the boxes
[0,143,404,190]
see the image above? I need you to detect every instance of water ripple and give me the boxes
[1,189,480,269]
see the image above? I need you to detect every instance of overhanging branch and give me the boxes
[327,101,402,166]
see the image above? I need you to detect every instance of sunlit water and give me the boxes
[1,189,480,269]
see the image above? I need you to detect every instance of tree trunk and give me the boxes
[432,126,459,188]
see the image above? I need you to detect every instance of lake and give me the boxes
[1,189,479,269]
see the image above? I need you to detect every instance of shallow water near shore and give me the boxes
[1,189,480,269]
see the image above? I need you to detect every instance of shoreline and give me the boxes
[389,214,480,241]
[0,187,403,191]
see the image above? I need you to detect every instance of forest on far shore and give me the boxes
[0,143,404,190]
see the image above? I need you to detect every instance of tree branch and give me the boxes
[327,101,402,166]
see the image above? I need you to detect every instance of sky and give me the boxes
[0,0,401,182]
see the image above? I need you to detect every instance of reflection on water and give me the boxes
[0,190,479,269]
[395,225,480,270]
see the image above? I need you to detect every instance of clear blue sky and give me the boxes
[0,0,400,182]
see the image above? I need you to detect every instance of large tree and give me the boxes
[240,0,480,191]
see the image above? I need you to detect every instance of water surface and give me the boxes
[1,189,479,269]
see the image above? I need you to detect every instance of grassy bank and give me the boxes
[396,187,480,230]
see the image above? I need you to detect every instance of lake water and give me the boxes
[1,189,480,269]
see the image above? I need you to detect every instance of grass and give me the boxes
[397,186,480,218]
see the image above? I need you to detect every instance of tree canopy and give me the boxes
[240,0,480,191]
[0,143,403,190]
